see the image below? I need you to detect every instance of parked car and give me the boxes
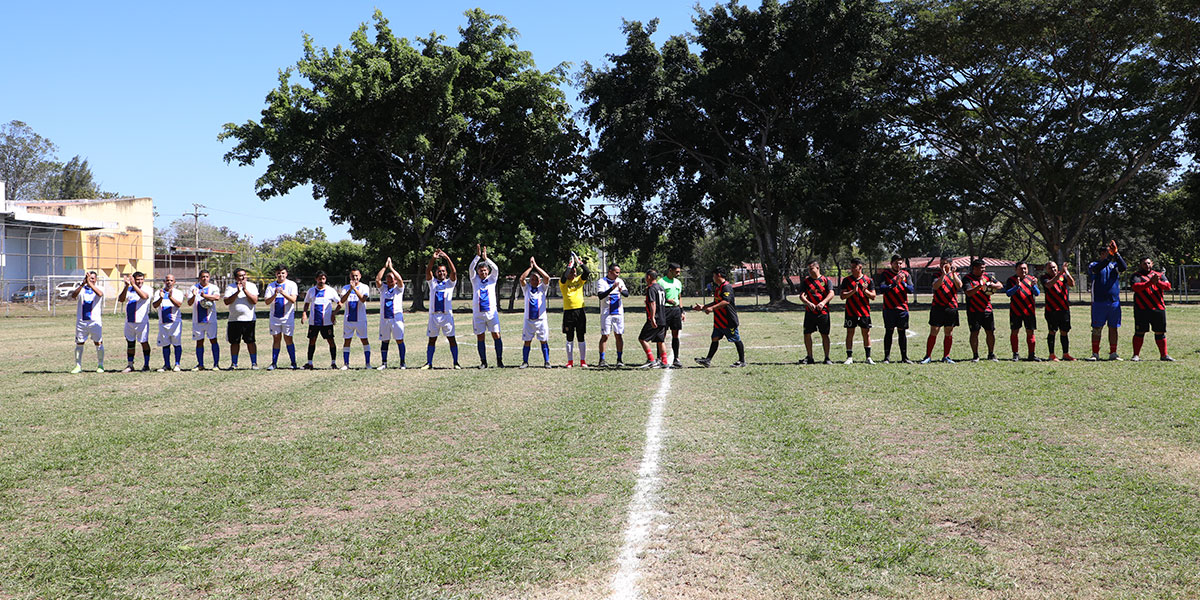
[9,285,48,303]
[56,281,80,299]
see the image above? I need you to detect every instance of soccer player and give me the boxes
[840,258,876,364]
[597,264,629,367]
[374,257,407,370]
[223,267,259,369]
[263,265,299,370]
[1130,256,1174,362]
[800,259,834,364]
[560,251,592,367]
[1088,240,1126,361]
[69,271,105,373]
[469,245,504,368]
[119,271,152,373]
[638,269,669,368]
[660,262,685,369]
[152,274,184,372]
[187,269,222,370]
[301,271,340,369]
[693,267,745,368]
[962,259,1002,362]
[1039,261,1076,361]
[339,267,372,369]
[1004,261,1041,361]
[423,249,461,369]
[878,255,915,363]
[920,256,961,364]
[518,257,552,369]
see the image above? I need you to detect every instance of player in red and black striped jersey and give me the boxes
[800,259,835,364]
[840,258,877,364]
[693,267,745,367]
[1130,256,1174,361]
[962,259,1002,361]
[921,256,962,364]
[878,254,915,363]
[1039,261,1075,361]
[1004,261,1041,361]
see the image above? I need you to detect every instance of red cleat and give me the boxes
[580,361,589,368]
[565,361,574,368]
[1049,354,1059,362]
[1062,354,1076,362]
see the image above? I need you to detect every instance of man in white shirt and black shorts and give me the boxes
[301,271,340,369]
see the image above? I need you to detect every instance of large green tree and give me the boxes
[0,120,58,202]
[41,155,102,200]
[220,10,588,307]
[891,0,1200,264]
[580,0,894,302]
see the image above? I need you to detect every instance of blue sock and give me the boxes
[541,343,550,363]
[162,346,171,368]
[477,340,487,364]
[523,345,531,363]
[143,352,150,369]
[617,351,623,363]
[398,341,406,365]
[450,344,459,364]
[286,344,296,365]
[494,338,503,363]
[601,351,606,361]
[272,348,280,366]
[212,343,220,366]
[382,347,389,364]
[249,353,256,366]
[174,345,182,365]
[196,346,204,367]
[231,353,239,367]
[344,350,350,365]
[364,347,371,366]
[426,344,435,365]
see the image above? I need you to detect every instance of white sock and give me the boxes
[566,341,574,362]
[579,341,587,363]
[96,344,104,367]
[75,345,84,365]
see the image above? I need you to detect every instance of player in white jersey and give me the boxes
[338,267,372,369]
[69,271,105,373]
[223,268,260,369]
[152,274,185,371]
[596,264,630,367]
[301,270,341,369]
[422,249,461,369]
[518,257,552,369]
[263,265,299,370]
[186,269,222,370]
[470,244,504,368]
[374,257,406,369]
[119,271,152,372]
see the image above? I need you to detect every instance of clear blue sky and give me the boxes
[0,1,718,243]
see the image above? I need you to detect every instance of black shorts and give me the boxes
[1044,310,1071,332]
[930,306,960,328]
[804,311,831,335]
[664,306,683,331]
[227,321,256,344]
[638,320,667,343]
[967,311,995,332]
[562,308,587,338]
[307,325,334,340]
[844,314,872,329]
[1009,312,1037,331]
[1133,308,1167,334]
[882,308,909,330]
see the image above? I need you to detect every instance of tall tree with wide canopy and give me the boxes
[220,10,588,306]
[0,120,58,203]
[580,0,894,302]
[890,0,1200,264]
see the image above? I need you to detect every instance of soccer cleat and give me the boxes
[1088,353,1099,361]
[637,360,658,369]
[211,365,221,371]
[730,361,746,368]
[192,365,203,371]
[172,365,181,372]
[477,363,488,370]
[1012,353,1021,362]
[1049,354,1059,362]
[250,365,259,370]
[902,358,914,364]
[580,361,589,368]
[565,361,574,369]
[543,361,551,368]
[339,364,349,370]
[452,363,462,370]
[95,367,104,373]
[330,362,338,370]
[1161,355,1176,362]
[671,360,682,369]
[865,357,875,365]
[420,363,432,370]
[1130,355,1141,362]
[970,356,980,363]
[919,357,932,364]
[398,364,406,370]
[122,365,134,373]
[303,362,314,370]
[797,358,807,365]
[376,364,387,370]
[496,361,505,369]
[157,367,167,373]
[616,361,626,368]
[598,359,609,368]
[1025,355,1041,362]
[519,362,529,369]
[942,357,955,364]
[843,357,853,365]
[1109,353,1123,361]
[881,358,890,364]
[804,357,815,365]
[822,358,833,365]
[694,357,712,368]
[141,365,151,372]
[267,364,277,371]
[1062,354,1076,361]
[70,365,82,374]
[988,354,998,362]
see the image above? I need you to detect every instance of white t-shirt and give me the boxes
[224,281,259,322]
[264,280,298,322]
[524,282,549,322]
[123,285,151,324]
[379,283,405,321]
[157,288,184,325]
[599,276,626,316]
[76,286,102,323]
[340,282,370,323]
[188,283,221,325]
[428,278,455,315]
[470,256,499,317]
[305,286,338,326]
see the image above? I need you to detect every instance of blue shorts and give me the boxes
[1091,303,1121,329]
[711,327,741,343]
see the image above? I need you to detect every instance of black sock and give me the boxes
[865,346,872,358]
[884,328,894,358]
[307,345,315,361]
[735,341,745,362]
[672,336,680,361]
[1061,333,1070,355]
[1048,332,1056,355]
[898,333,908,359]
[707,341,719,360]
[329,345,337,361]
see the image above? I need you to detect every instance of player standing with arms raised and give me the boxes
[1039,261,1076,361]
[519,257,553,369]
[800,259,834,364]
[660,263,685,369]
[1004,261,1041,361]
[878,255,915,363]
[223,268,259,369]
[374,258,407,369]
[423,249,461,369]
[693,267,746,368]
[597,264,629,367]
[1088,240,1126,361]
[339,267,372,369]
[187,270,222,370]
[69,271,105,373]
[263,266,299,370]
[469,245,504,369]
[560,251,591,367]
[921,256,961,364]
[119,271,152,373]
[1130,256,1174,362]
[963,259,1002,362]
[152,274,184,372]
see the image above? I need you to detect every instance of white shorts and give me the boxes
[269,318,295,337]
[601,313,625,335]
[124,321,150,343]
[522,319,550,342]
[75,320,103,343]
[157,322,183,347]
[426,313,456,338]
[343,319,368,339]
[472,312,501,336]
[192,319,218,341]
[379,317,406,341]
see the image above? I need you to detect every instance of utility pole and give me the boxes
[182,203,207,271]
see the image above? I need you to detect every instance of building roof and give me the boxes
[902,256,1017,270]
[2,206,112,230]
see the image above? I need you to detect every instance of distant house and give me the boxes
[890,256,1019,292]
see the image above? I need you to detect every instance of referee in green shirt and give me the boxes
[661,263,685,369]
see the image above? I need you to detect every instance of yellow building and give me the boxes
[12,197,155,282]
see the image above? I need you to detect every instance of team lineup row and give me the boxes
[66,241,1175,373]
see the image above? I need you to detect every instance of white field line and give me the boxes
[609,367,674,600]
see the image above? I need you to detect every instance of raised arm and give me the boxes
[443,251,458,282]
[152,289,164,309]
[426,252,437,281]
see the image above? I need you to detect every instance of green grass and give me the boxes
[1,301,1199,598]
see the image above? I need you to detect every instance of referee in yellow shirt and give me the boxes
[560,251,592,367]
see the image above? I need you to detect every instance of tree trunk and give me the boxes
[744,200,785,303]
[507,275,520,311]
[410,258,426,312]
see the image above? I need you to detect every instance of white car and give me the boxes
[56,281,80,299]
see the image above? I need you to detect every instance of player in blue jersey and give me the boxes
[597,264,630,367]
[1088,239,1126,361]
[470,244,504,368]
[518,257,553,369]
[338,267,372,369]
[422,249,461,369]
[187,270,222,370]
[263,266,299,370]
[152,274,185,371]
[119,271,152,373]
[69,271,105,373]
[301,271,340,369]
[374,257,407,369]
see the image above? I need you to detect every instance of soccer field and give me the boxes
[2,304,1200,599]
